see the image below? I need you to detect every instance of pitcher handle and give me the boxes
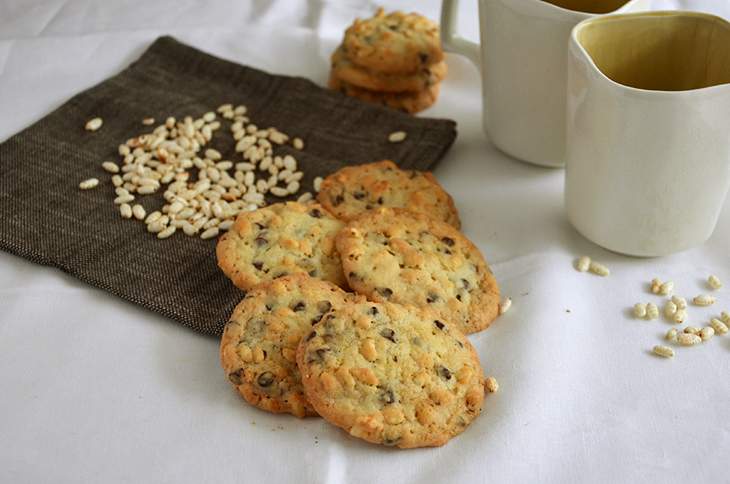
[440,0,481,67]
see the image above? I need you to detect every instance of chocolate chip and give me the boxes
[291,301,306,312]
[419,52,429,64]
[348,271,358,279]
[377,196,384,204]
[379,388,396,405]
[254,223,267,230]
[456,294,462,302]
[307,347,330,363]
[254,236,267,247]
[353,191,366,200]
[257,372,274,387]
[437,365,452,380]
[426,293,439,304]
[383,437,400,446]
[317,301,332,313]
[332,194,345,206]
[369,306,378,315]
[441,237,455,247]
[228,369,243,385]
[379,327,396,343]
[306,331,316,341]
[309,209,322,218]
[308,270,317,277]
[253,261,264,270]
[378,287,393,299]
[462,278,471,290]
[434,320,445,330]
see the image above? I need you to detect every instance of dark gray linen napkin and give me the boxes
[0,36,457,337]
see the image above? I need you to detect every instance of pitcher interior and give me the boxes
[541,0,630,14]
[577,13,730,90]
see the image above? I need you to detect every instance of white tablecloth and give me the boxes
[1,1,729,483]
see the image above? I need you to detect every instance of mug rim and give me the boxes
[502,0,644,17]
[571,10,730,96]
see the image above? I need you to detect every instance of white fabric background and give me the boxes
[1,1,729,483]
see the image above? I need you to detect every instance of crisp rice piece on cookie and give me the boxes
[335,208,500,334]
[331,46,447,93]
[216,202,347,291]
[317,160,460,228]
[221,275,357,417]
[297,300,486,448]
[328,73,440,114]
[343,8,443,75]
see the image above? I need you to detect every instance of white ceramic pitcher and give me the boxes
[565,11,730,256]
[440,0,648,167]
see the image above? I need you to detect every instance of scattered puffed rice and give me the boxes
[633,303,647,318]
[693,294,715,306]
[200,227,219,240]
[646,303,659,320]
[588,260,609,276]
[721,311,730,323]
[700,326,715,341]
[652,345,675,358]
[119,203,132,219]
[485,376,499,393]
[85,117,103,131]
[708,275,723,290]
[79,178,99,190]
[664,300,677,318]
[292,137,304,150]
[576,256,591,272]
[678,333,701,346]
[388,131,407,143]
[313,176,323,193]
[658,281,673,296]
[132,204,146,220]
[650,278,662,294]
[499,297,512,315]
[102,161,119,174]
[665,328,678,342]
[157,226,176,239]
[297,192,313,203]
[673,309,687,324]
[709,318,728,334]
[142,117,155,126]
[671,295,687,309]
[684,326,700,335]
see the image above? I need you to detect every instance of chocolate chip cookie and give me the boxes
[336,208,500,334]
[317,160,460,228]
[216,202,347,291]
[328,73,440,114]
[331,46,447,93]
[221,275,356,417]
[342,8,444,75]
[297,300,486,448]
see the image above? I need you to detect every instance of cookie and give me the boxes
[221,275,356,417]
[328,74,440,114]
[331,46,447,93]
[335,208,500,334]
[342,8,444,75]
[297,300,486,448]
[317,160,460,228]
[216,202,347,291]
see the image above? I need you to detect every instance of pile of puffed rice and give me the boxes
[79,104,323,240]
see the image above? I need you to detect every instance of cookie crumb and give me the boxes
[485,376,499,393]
[388,130,407,143]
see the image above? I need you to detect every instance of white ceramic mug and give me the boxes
[440,0,648,167]
[566,11,730,256]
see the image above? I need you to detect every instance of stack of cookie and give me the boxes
[216,160,500,449]
[328,9,447,114]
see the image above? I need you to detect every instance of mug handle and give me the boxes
[440,0,481,66]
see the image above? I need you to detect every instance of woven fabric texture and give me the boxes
[0,36,457,336]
